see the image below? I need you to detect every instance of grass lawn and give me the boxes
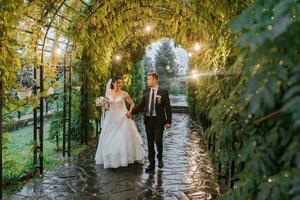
[3,120,87,197]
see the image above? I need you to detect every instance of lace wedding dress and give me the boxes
[95,91,144,168]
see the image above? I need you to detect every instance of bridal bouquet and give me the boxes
[95,96,110,110]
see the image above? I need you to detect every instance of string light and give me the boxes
[115,54,122,61]
[191,70,198,79]
[145,25,152,32]
[192,73,198,79]
[54,48,62,56]
[194,42,201,51]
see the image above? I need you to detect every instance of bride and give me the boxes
[95,76,144,168]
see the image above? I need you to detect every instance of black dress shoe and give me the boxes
[158,160,164,168]
[145,165,155,173]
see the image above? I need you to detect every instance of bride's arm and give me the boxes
[124,93,135,114]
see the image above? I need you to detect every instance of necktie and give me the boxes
[149,89,155,117]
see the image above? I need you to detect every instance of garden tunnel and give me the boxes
[1,0,300,199]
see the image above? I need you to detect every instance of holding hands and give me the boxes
[165,124,171,129]
[126,111,132,119]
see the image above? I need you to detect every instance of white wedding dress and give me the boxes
[95,91,144,168]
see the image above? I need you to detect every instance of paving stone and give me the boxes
[9,114,220,200]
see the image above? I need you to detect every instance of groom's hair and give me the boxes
[148,72,159,81]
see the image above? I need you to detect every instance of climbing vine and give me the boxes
[205,1,300,199]
[2,0,300,199]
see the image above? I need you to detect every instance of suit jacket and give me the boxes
[132,86,172,125]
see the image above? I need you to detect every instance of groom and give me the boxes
[132,72,172,173]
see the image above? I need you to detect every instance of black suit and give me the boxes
[132,86,172,166]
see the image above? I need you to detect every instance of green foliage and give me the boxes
[0,1,22,87]
[129,60,145,104]
[48,87,83,144]
[70,88,82,139]
[3,123,86,197]
[202,0,300,199]
[2,1,300,199]
[170,82,180,96]
[155,39,179,88]
[1,1,23,117]
[47,110,63,147]
[143,55,155,75]
[3,123,60,184]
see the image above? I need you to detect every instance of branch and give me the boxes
[253,109,281,124]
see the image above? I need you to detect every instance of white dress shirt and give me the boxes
[148,85,159,116]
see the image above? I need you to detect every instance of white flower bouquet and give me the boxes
[95,96,110,110]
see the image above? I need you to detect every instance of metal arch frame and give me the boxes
[69,1,195,46]
[0,58,56,200]
[36,0,84,164]
[62,40,73,157]
[96,13,181,56]
[76,3,191,143]
[2,0,186,144]
[75,0,194,22]
[52,1,103,146]
[0,0,195,197]
[111,20,180,57]
[85,2,208,28]
[0,0,215,185]
[34,0,68,174]
[0,80,3,199]
[31,0,90,171]
[81,12,188,55]
[81,52,89,145]
[0,2,230,199]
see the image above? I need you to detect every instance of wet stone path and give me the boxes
[10,113,220,200]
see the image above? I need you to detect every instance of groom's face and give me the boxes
[147,75,157,88]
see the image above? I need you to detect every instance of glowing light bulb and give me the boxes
[115,55,122,61]
[145,25,151,32]
[192,73,198,79]
[194,43,201,51]
[55,48,62,55]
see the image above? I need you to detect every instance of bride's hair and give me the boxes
[110,76,122,89]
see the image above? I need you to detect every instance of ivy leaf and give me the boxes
[262,87,275,109]
[257,184,271,200]
[273,0,294,18]
[283,86,300,101]
[230,7,253,33]
[269,14,292,40]
[282,97,300,112]
[249,93,262,114]
[290,175,300,199]
[291,195,300,200]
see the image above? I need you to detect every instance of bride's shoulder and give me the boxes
[121,90,129,97]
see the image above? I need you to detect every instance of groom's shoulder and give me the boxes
[143,88,149,93]
[158,86,169,93]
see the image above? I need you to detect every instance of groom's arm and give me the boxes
[164,90,172,125]
[132,94,145,115]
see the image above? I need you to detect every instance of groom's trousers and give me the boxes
[145,116,165,166]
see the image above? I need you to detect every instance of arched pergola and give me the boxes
[3,1,298,200]
[1,1,232,197]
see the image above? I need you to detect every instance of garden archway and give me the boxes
[2,1,299,199]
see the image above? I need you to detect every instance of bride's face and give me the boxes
[113,79,123,90]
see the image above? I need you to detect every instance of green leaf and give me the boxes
[262,87,275,108]
[282,97,300,112]
[283,86,300,101]
[269,14,292,40]
[257,185,271,200]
